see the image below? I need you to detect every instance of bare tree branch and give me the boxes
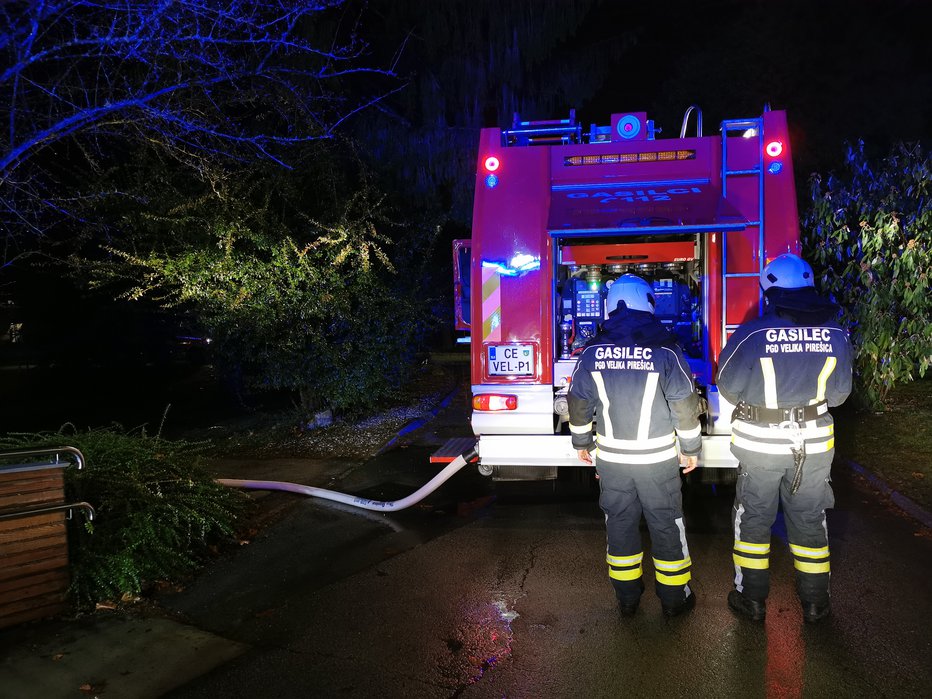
[0,0,399,262]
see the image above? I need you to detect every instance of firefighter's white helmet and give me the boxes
[761,253,815,292]
[607,274,655,314]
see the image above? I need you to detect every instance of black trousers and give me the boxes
[731,449,834,605]
[596,458,692,608]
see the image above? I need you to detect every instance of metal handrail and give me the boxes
[0,501,96,522]
[680,105,703,138]
[0,447,96,523]
[0,446,85,470]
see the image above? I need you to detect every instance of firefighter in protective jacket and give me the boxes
[717,253,853,624]
[568,274,702,617]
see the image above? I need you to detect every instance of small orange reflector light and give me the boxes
[484,156,500,172]
[473,394,518,411]
[765,140,784,157]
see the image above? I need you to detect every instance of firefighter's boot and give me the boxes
[802,600,831,624]
[728,589,766,622]
[615,578,644,617]
[662,590,696,617]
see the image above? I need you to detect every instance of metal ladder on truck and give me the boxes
[720,116,766,342]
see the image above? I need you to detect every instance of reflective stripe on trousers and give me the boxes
[732,450,834,604]
[597,457,692,608]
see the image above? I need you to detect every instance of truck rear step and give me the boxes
[430,437,479,464]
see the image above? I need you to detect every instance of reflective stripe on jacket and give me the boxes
[717,301,853,456]
[568,310,701,464]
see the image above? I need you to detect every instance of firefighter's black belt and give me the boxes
[732,401,827,424]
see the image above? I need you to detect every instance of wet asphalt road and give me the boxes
[157,444,931,698]
[1,360,929,697]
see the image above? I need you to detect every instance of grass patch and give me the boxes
[835,377,932,511]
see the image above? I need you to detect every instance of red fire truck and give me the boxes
[438,106,800,480]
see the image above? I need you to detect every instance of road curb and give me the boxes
[844,459,932,530]
[375,386,461,456]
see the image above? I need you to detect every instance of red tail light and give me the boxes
[483,156,500,172]
[473,394,518,411]
[765,140,784,157]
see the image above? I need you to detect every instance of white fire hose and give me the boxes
[218,447,478,512]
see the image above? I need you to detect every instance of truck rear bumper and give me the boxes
[699,435,740,468]
[479,435,582,467]
[465,434,738,468]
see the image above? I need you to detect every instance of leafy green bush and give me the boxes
[81,143,438,419]
[803,141,931,409]
[0,428,246,610]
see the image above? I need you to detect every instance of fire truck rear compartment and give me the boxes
[463,108,801,476]
[550,232,725,451]
[555,234,703,365]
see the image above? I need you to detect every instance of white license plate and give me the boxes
[487,344,534,376]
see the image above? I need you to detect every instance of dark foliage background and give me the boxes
[804,142,931,408]
[0,0,929,416]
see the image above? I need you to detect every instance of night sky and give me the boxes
[562,0,931,176]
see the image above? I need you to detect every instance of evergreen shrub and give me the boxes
[0,428,246,610]
[803,141,931,409]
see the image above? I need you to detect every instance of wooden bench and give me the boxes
[0,447,94,628]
